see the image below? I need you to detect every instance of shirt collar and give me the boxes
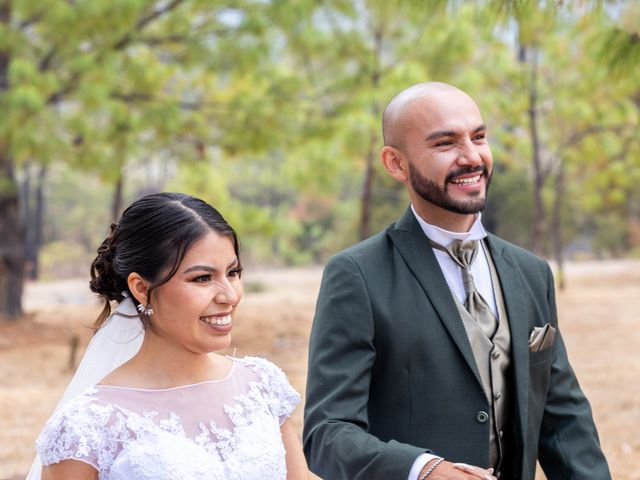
[410,204,487,247]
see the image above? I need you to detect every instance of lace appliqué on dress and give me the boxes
[36,357,300,480]
[36,387,130,475]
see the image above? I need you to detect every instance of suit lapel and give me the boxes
[485,234,529,444]
[388,208,484,389]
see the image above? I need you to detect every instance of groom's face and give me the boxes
[400,90,493,216]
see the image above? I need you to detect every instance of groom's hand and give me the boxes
[419,459,496,480]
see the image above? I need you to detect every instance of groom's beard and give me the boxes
[408,163,491,214]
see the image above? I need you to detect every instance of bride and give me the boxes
[29,192,309,480]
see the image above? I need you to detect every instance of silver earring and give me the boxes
[137,303,153,315]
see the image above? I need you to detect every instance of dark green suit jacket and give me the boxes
[303,207,610,480]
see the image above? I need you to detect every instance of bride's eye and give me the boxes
[193,274,212,283]
[228,268,243,278]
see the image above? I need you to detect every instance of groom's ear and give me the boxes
[380,146,408,183]
[127,272,150,305]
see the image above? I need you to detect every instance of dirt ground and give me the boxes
[1,261,639,480]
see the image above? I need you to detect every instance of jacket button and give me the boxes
[476,411,489,423]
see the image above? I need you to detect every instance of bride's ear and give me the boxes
[127,272,150,305]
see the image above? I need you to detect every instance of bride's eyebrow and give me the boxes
[182,259,239,274]
[183,265,215,274]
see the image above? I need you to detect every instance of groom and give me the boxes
[303,82,610,479]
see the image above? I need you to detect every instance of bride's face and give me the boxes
[148,230,243,354]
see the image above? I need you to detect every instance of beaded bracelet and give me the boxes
[418,457,445,480]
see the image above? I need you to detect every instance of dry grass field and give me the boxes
[1,261,639,479]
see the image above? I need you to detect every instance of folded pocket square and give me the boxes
[528,324,556,352]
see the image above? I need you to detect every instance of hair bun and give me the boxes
[89,227,126,302]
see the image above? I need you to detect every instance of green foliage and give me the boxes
[595,2,640,76]
[41,164,114,251]
[590,214,631,257]
[39,240,95,280]
[483,165,535,250]
[3,0,640,285]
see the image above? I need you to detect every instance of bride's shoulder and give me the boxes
[229,355,283,375]
[37,385,126,472]
[45,385,113,424]
[97,358,143,387]
[228,356,300,419]
[231,356,298,392]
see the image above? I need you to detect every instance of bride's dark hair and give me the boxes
[89,192,240,328]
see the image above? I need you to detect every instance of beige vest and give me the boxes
[450,240,512,470]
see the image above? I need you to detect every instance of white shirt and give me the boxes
[411,205,497,315]
[407,205,497,479]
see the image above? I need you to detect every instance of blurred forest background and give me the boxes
[1,0,639,319]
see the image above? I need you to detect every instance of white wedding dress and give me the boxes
[36,356,300,480]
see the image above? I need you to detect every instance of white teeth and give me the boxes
[200,315,231,326]
[451,175,481,185]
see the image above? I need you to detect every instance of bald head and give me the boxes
[382,82,473,148]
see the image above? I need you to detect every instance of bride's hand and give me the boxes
[42,459,99,480]
[452,461,497,479]
[281,420,309,479]
[420,459,496,480]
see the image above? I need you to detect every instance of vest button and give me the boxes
[476,411,489,423]
[491,349,500,359]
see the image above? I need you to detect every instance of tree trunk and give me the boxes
[25,164,47,280]
[551,159,566,290]
[0,158,26,319]
[526,48,546,255]
[111,173,124,222]
[0,1,25,319]
[22,163,35,279]
[358,26,382,241]
[359,136,377,240]
[21,162,31,225]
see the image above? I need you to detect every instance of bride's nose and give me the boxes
[214,279,241,305]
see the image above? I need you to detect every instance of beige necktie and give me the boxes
[431,239,497,338]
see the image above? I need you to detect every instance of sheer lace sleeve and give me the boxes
[35,362,298,479]
[35,388,120,474]
[244,357,300,425]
